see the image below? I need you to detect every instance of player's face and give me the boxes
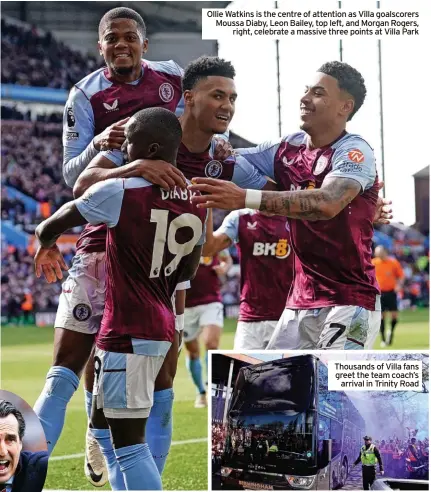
[0,415,23,483]
[99,19,148,78]
[185,76,237,134]
[299,73,353,133]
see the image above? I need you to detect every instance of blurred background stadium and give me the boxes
[0,1,429,489]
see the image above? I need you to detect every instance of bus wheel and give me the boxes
[339,458,348,487]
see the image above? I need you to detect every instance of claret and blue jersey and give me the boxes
[236,131,380,311]
[75,177,207,354]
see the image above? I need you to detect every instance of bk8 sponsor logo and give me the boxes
[252,239,290,259]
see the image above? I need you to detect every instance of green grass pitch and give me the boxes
[0,308,428,489]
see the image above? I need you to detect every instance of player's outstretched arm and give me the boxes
[35,201,87,282]
[188,176,361,220]
[202,210,233,257]
[36,201,87,249]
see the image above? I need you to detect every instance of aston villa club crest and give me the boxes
[205,160,223,178]
[159,82,174,103]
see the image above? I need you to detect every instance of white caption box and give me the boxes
[202,0,427,40]
[328,360,422,391]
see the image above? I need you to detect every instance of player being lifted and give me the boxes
[189,61,390,351]
[34,108,206,491]
[37,54,269,481]
[33,6,189,486]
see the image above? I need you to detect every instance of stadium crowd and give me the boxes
[2,14,428,321]
[1,18,98,89]
[1,242,73,323]
[2,119,73,212]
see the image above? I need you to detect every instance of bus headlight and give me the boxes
[221,467,233,477]
[285,475,315,489]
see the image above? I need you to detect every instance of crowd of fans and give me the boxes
[374,432,429,479]
[210,421,429,482]
[1,18,98,89]
[1,243,74,323]
[1,105,62,123]
[2,120,72,211]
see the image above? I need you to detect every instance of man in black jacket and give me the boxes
[0,400,48,492]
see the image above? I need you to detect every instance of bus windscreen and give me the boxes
[229,357,315,415]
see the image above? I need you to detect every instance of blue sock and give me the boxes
[92,428,125,490]
[115,443,162,490]
[146,389,174,475]
[84,389,93,420]
[33,366,79,454]
[185,357,206,394]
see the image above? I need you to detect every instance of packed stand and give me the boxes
[2,119,72,213]
[1,243,75,323]
[1,18,98,90]
[1,187,37,234]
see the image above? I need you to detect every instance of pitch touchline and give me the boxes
[50,437,208,461]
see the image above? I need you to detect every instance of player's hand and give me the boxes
[380,470,384,476]
[34,245,68,283]
[374,181,393,225]
[93,117,130,151]
[134,159,187,190]
[189,178,246,210]
[213,137,234,161]
[213,263,229,276]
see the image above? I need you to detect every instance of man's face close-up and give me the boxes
[0,414,22,483]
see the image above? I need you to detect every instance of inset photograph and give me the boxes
[0,390,48,492]
[211,352,428,490]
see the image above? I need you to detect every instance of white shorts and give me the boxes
[183,302,224,342]
[234,320,278,350]
[93,344,169,419]
[55,252,106,335]
[266,304,381,350]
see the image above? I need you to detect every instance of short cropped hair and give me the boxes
[182,56,235,91]
[99,7,146,39]
[0,400,26,440]
[127,107,182,151]
[318,61,366,121]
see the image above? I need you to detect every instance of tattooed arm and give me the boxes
[188,176,361,221]
[259,177,361,220]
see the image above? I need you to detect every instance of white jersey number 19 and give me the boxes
[150,209,202,278]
